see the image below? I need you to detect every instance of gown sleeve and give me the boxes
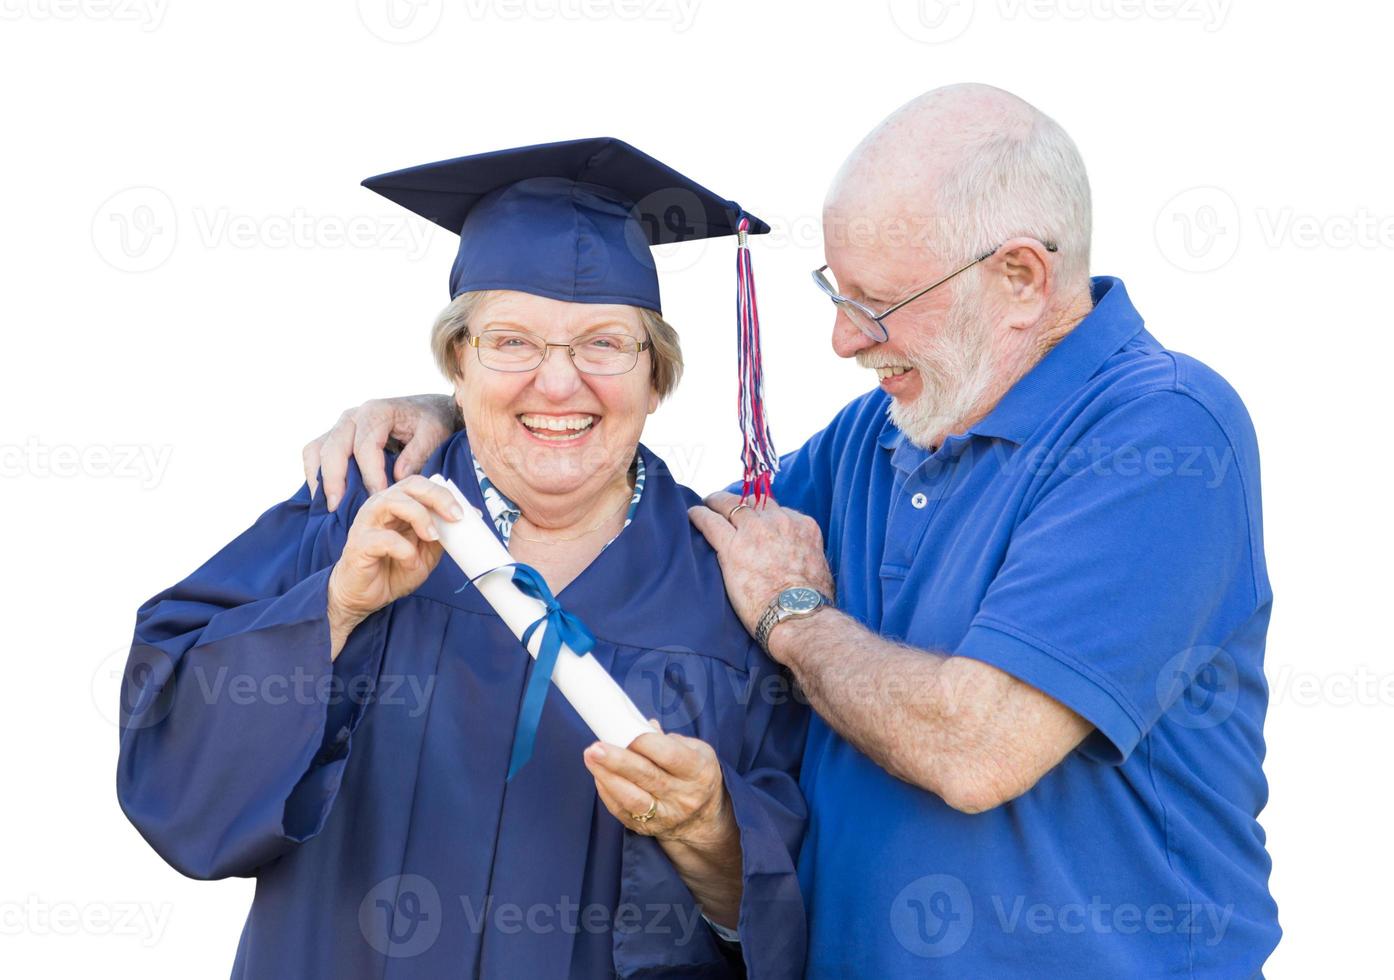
[614,640,809,979]
[717,641,809,979]
[115,461,388,880]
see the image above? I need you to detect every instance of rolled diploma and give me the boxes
[427,474,656,749]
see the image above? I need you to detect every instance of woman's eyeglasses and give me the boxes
[466,329,651,376]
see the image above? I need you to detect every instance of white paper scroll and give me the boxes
[427,474,656,749]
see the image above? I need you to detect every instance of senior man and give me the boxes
[303,84,1278,976]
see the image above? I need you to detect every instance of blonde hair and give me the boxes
[430,290,683,399]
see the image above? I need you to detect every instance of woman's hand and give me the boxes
[584,723,731,845]
[326,475,462,658]
[584,723,744,928]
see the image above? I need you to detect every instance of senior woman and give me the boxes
[116,139,807,979]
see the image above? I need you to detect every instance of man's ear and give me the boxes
[647,386,660,415]
[996,238,1053,328]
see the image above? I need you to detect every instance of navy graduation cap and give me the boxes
[363,136,780,500]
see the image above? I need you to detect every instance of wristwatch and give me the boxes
[755,586,832,654]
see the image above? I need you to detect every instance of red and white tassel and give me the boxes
[735,215,778,504]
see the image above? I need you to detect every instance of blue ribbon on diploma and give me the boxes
[463,562,597,780]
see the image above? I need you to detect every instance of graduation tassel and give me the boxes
[735,214,779,504]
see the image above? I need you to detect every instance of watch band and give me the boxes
[754,601,783,653]
[755,587,831,653]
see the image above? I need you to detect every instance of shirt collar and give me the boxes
[967,276,1143,444]
[876,276,1144,464]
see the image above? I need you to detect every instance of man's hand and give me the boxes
[302,394,459,511]
[688,491,836,647]
[690,497,1090,813]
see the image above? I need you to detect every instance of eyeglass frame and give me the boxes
[812,239,1059,343]
[463,327,653,376]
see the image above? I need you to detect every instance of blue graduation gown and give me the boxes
[116,434,808,978]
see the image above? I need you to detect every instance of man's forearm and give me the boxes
[768,611,960,796]
[768,610,1090,812]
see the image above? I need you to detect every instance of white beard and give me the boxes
[861,288,999,450]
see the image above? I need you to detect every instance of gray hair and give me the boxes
[933,106,1093,293]
[429,290,684,399]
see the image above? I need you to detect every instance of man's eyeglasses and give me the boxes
[812,240,1059,343]
[465,329,651,376]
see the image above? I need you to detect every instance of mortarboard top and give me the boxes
[361,136,769,312]
[362,137,780,501]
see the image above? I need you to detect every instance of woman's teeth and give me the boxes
[519,413,597,441]
[876,366,914,380]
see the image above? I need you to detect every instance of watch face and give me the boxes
[779,587,822,613]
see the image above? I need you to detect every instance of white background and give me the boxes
[2,1,1389,976]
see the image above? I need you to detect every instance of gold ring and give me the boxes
[727,502,751,521]
[631,798,658,824]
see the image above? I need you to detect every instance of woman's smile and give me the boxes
[517,411,601,444]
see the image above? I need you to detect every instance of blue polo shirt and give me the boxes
[771,278,1279,977]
